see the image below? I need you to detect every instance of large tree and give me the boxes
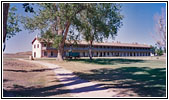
[22,3,87,61]
[76,4,123,60]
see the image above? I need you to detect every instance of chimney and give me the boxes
[36,35,38,38]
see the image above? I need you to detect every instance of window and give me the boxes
[37,44,39,48]
[107,52,109,56]
[34,45,36,48]
[44,44,47,47]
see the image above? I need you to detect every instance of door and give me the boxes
[51,51,53,56]
[44,51,47,56]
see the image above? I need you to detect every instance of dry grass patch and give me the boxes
[3,58,71,97]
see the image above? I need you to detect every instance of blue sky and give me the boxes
[4,3,166,53]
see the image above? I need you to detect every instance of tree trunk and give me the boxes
[57,45,63,61]
[56,14,64,61]
[89,40,93,60]
[3,3,10,51]
[61,21,70,47]
[57,29,64,61]
[56,19,71,61]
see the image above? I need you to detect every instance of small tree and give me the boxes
[156,48,163,56]
[152,8,166,52]
[150,45,164,56]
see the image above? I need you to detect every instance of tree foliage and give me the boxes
[40,29,63,49]
[6,6,22,40]
[156,48,163,56]
[23,3,34,13]
[79,4,123,42]
[22,4,85,33]
[40,29,55,46]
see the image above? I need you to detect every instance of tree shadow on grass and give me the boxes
[3,66,166,97]
[3,84,70,97]
[3,68,58,73]
[74,67,166,97]
[3,76,107,97]
[3,79,12,83]
[67,58,145,65]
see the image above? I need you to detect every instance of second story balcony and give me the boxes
[64,47,151,52]
[42,47,57,50]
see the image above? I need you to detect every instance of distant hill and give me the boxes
[3,51,32,58]
[15,51,32,55]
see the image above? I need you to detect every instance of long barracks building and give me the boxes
[32,37,152,58]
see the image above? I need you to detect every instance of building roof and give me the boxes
[31,38,37,44]
[32,37,151,48]
[32,37,53,44]
[66,41,151,48]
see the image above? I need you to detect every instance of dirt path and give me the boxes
[19,59,121,97]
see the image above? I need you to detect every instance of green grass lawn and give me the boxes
[37,57,166,97]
